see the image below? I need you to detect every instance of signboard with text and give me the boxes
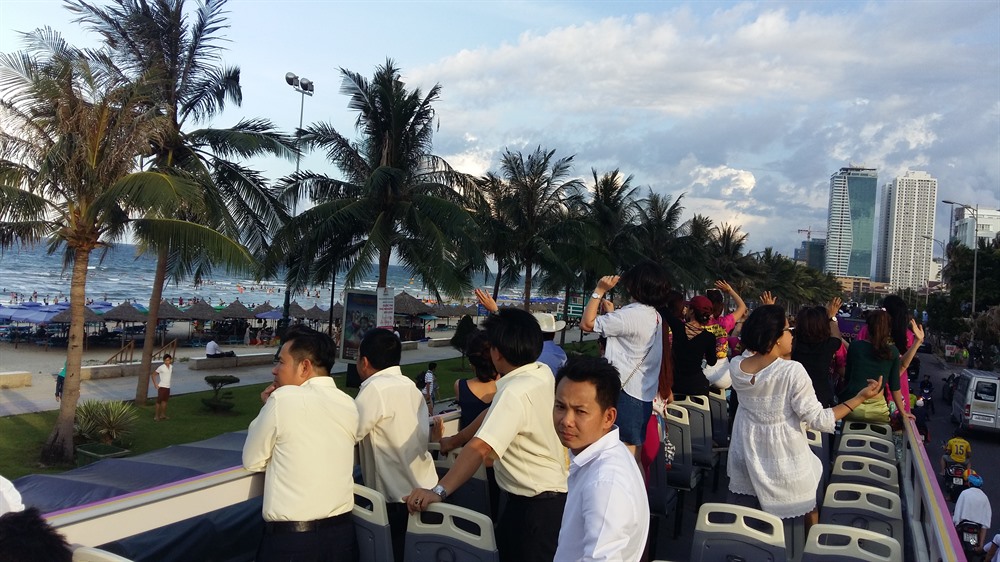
[376,287,395,329]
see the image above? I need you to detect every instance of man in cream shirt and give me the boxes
[406,308,568,562]
[355,328,437,562]
[243,326,359,562]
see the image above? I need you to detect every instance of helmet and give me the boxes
[967,474,983,488]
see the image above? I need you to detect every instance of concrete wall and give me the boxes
[80,361,162,381]
[0,371,32,389]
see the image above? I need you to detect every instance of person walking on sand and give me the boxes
[151,354,174,421]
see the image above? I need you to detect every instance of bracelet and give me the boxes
[845,401,854,412]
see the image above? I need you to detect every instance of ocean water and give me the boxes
[0,244,486,308]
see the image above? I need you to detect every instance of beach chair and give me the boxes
[829,454,899,495]
[71,545,134,561]
[690,503,787,562]
[835,434,895,464]
[353,484,394,562]
[800,524,902,561]
[819,483,903,546]
[404,502,498,562]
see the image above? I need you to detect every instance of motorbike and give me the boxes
[957,519,985,561]
[944,461,967,502]
[920,386,935,414]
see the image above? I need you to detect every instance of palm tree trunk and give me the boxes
[522,259,533,311]
[137,248,168,404]
[492,263,503,300]
[560,283,570,346]
[41,247,91,463]
[378,247,391,288]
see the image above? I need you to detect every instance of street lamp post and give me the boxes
[942,200,978,345]
[279,72,314,332]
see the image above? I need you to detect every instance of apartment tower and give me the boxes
[875,171,938,290]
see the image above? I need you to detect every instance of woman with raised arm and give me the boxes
[703,280,747,389]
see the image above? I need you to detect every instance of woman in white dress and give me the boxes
[727,304,883,527]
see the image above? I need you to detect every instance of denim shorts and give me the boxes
[616,392,653,445]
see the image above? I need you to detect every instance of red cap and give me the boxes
[687,295,714,315]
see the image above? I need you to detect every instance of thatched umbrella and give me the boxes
[288,301,309,319]
[251,302,275,315]
[50,306,102,324]
[184,300,223,322]
[220,300,255,319]
[330,302,344,321]
[394,291,432,316]
[101,302,148,322]
[305,304,328,322]
[156,300,188,320]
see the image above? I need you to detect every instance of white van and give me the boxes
[950,369,1000,432]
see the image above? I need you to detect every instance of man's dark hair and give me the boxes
[555,356,621,412]
[481,308,543,367]
[283,325,336,374]
[163,353,172,360]
[428,362,437,370]
[0,507,72,562]
[741,304,786,354]
[618,261,671,308]
[359,328,402,371]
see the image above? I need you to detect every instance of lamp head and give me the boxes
[285,72,299,87]
[299,77,314,93]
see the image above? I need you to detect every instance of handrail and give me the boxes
[152,339,177,361]
[105,340,135,365]
[900,418,966,562]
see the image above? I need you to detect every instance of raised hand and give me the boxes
[760,291,776,305]
[596,275,620,294]
[474,288,499,313]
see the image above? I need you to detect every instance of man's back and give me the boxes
[947,437,972,462]
[953,486,992,528]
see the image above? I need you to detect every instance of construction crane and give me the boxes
[797,226,826,241]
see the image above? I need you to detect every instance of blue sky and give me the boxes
[2,0,998,259]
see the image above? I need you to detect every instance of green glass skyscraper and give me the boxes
[824,165,878,278]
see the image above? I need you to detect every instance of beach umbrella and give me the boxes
[156,300,188,320]
[183,301,223,322]
[255,309,284,320]
[330,302,344,322]
[305,304,328,322]
[251,302,275,315]
[101,302,148,322]
[219,300,255,319]
[288,301,308,319]
[394,291,432,316]
[50,306,102,324]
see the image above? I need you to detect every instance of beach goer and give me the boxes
[0,507,72,562]
[151,354,173,421]
[355,329,437,562]
[534,312,568,375]
[580,261,669,460]
[244,326,251,346]
[242,326,359,562]
[664,294,716,399]
[702,280,747,389]
[206,337,236,358]
[840,311,920,425]
[54,361,66,402]
[728,304,884,526]
[856,295,920,413]
[790,302,848,408]
[0,474,24,516]
[553,356,649,562]
[422,363,438,415]
[406,308,567,562]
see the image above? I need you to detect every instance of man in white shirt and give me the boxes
[406,308,568,562]
[356,328,437,562]
[206,338,235,358]
[953,474,991,552]
[553,356,649,562]
[150,354,173,421]
[243,326,359,562]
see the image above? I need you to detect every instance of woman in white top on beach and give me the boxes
[728,304,883,528]
[580,261,670,460]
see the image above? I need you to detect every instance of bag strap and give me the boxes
[621,312,660,390]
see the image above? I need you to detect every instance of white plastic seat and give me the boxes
[71,546,134,561]
[841,421,892,441]
[829,454,899,495]
[647,415,681,548]
[690,503,787,562]
[801,523,902,561]
[404,502,498,562]
[707,388,730,447]
[353,484,395,562]
[835,434,895,464]
[819,483,903,546]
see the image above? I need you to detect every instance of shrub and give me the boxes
[75,400,139,445]
[202,375,240,412]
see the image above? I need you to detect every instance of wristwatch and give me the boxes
[431,484,448,500]
[591,292,603,300]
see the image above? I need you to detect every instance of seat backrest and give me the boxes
[841,421,892,441]
[830,454,899,495]
[664,405,694,465]
[353,484,394,562]
[72,546,134,562]
[435,462,491,517]
[819,483,903,543]
[835,434,895,464]
[404,502,498,562]
[707,388,729,445]
[647,415,678,515]
[674,396,713,463]
[690,503,787,562]
[800,523,902,561]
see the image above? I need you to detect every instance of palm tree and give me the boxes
[282,60,477,299]
[0,30,229,462]
[468,172,519,299]
[635,191,699,287]
[66,0,295,404]
[586,169,642,270]
[495,146,584,309]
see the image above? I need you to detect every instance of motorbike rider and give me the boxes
[954,474,991,555]
[919,374,935,414]
[942,428,972,477]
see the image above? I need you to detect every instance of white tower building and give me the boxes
[875,171,938,290]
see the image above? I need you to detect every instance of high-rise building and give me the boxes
[824,165,878,278]
[952,207,1000,247]
[793,238,826,271]
[875,171,938,290]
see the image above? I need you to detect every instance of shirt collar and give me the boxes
[359,365,404,389]
[497,362,547,389]
[569,426,621,468]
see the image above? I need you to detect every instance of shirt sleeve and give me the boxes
[243,398,279,472]
[718,314,736,333]
[833,342,847,370]
[580,479,633,561]
[354,385,384,442]
[593,308,630,338]
[888,351,901,392]
[787,361,836,433]
[475,384,526,459]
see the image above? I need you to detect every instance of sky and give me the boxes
[2,0,999,261]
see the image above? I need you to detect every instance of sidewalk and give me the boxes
[0,340,466,418]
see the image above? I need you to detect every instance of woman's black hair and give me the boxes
[793,306,831,345]
[618,261,671,308]
[465,330,496,382]
[741,304,786,354]
[881,295,910,355]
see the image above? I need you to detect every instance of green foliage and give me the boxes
[75,400,139,446]
[202,375,240,411]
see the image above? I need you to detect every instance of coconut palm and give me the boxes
[585,169,643,271]
[281,59,477,299]
[66,0,295,404]
[494,146,584,309]
[0,30,238,462]
[468,172,519,299]
[635,190,699,287]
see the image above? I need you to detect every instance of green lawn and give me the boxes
[1,341,598,480]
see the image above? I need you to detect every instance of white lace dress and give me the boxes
[727,354,835,519]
